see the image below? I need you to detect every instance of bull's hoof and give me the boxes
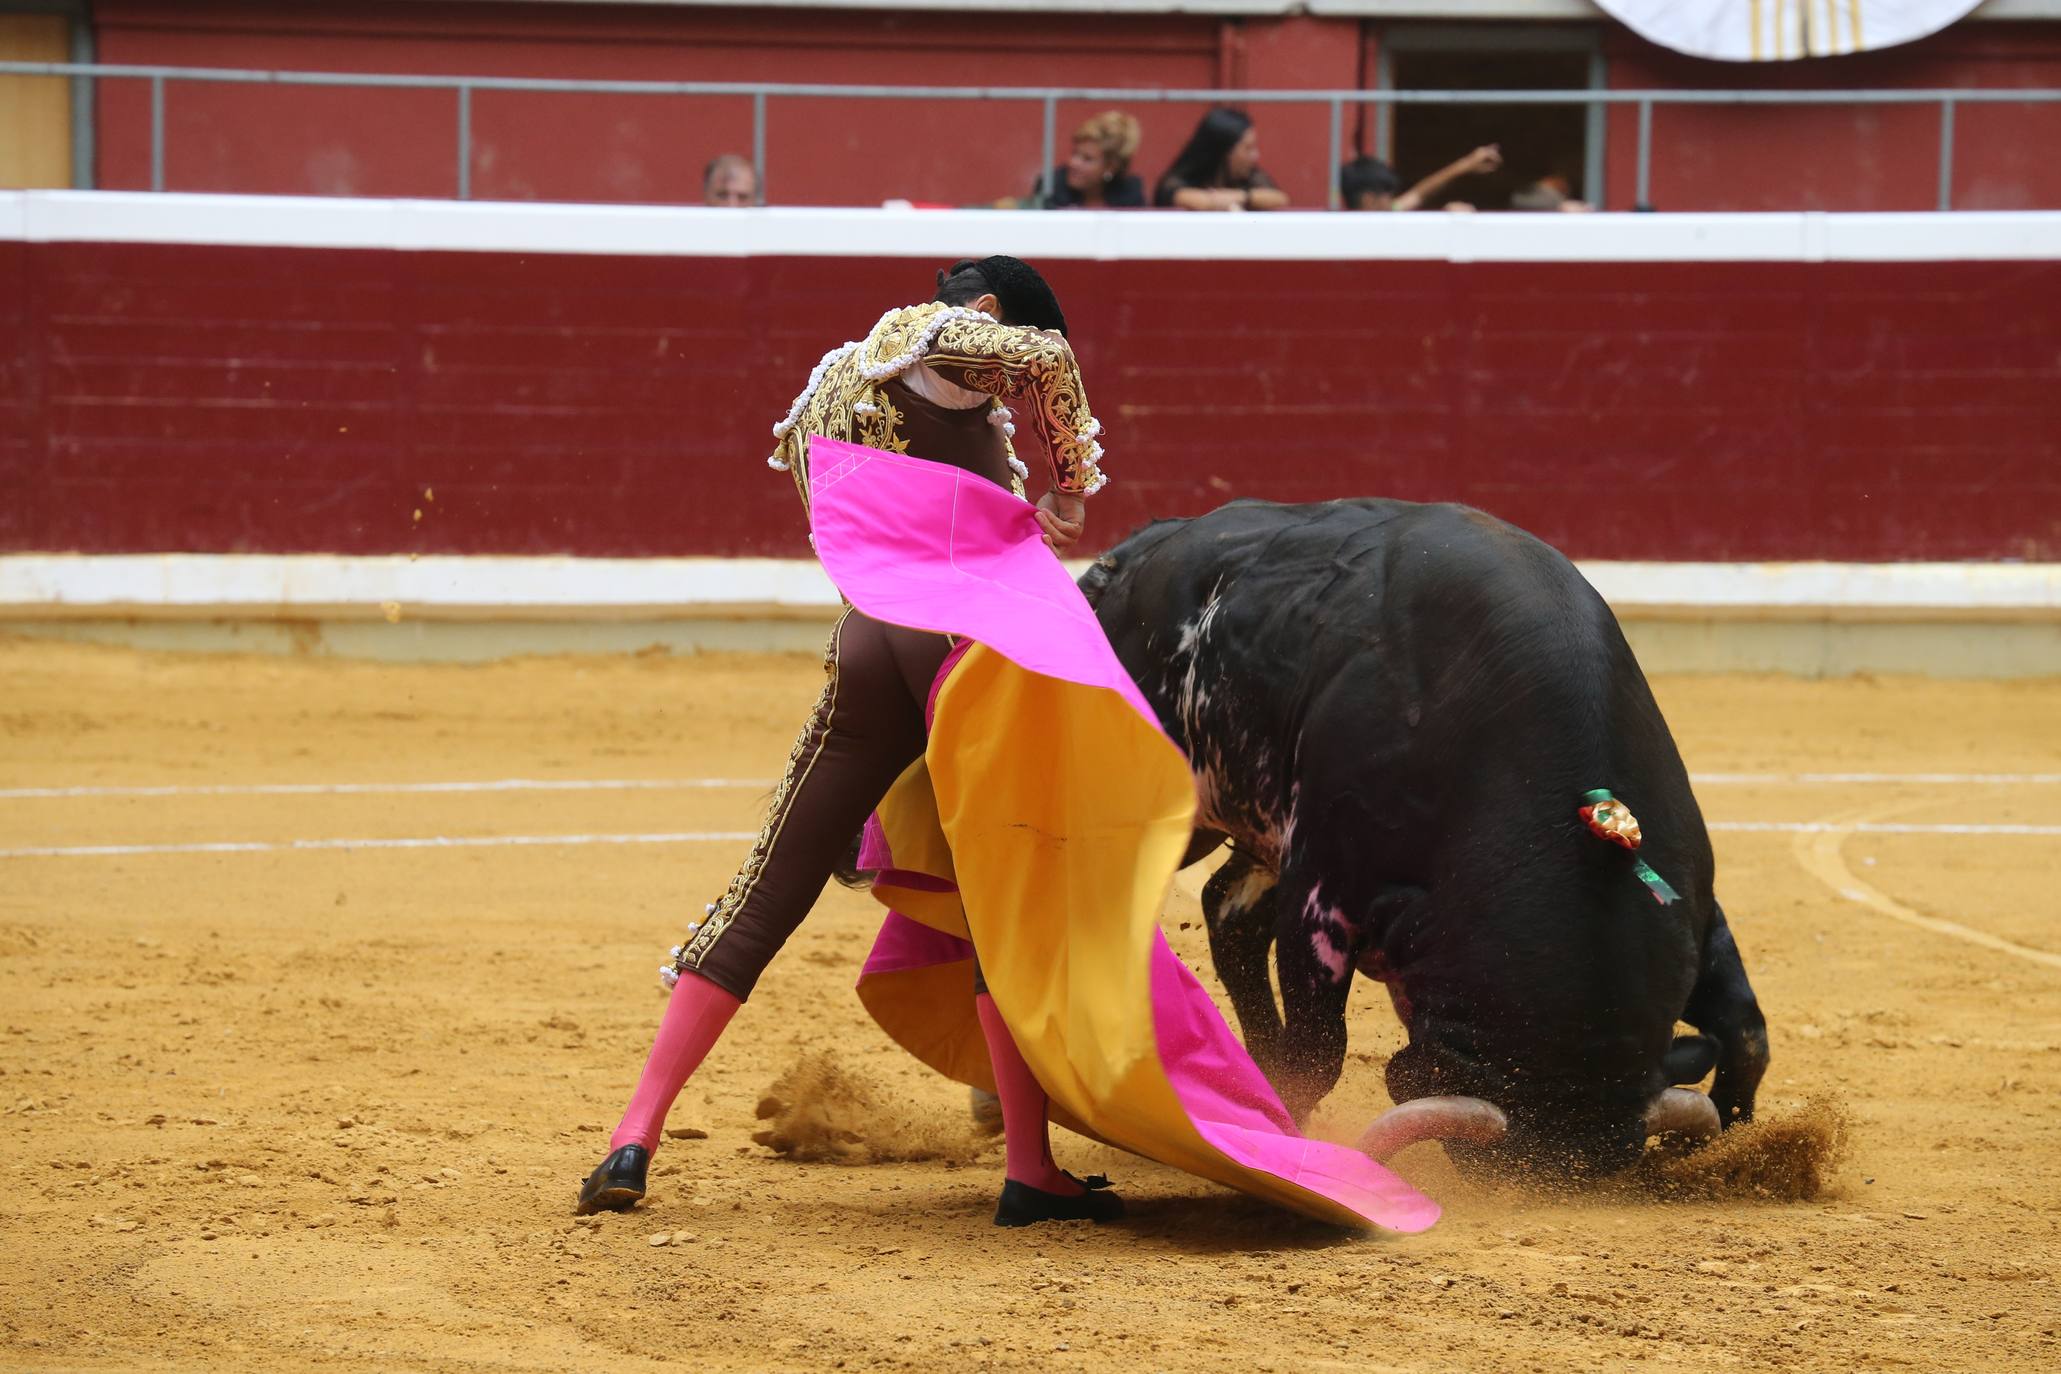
[993,1174,1125,1227]
[574,1144,648,1215]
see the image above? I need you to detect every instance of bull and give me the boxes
[1081,498,1769,1177]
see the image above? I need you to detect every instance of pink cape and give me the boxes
[808,436,1440,1234]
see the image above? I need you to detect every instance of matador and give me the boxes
[577,256,1123,1226]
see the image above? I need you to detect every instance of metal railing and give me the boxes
[6,60,2061,211]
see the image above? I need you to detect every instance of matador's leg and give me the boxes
[578,610,946,1213]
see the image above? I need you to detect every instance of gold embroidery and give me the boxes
[857,391,910,455]
[768,302,1105,506]
[675,609,849,973]
[923,313,1104,494]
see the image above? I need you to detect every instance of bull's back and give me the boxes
[1090,498,1707,890]
[1091,498,1623,720]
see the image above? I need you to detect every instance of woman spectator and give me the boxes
[1154,107,1287,212]
[1034,111,1145,209]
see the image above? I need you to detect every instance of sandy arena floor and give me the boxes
[1,634,2057,1373]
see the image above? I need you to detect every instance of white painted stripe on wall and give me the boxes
[7,191,2061,263]
[4,554,2057,617]
[0,554,848,615]
[1574,562,2061,613]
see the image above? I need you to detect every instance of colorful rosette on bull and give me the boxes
[1579,789,1643,850]
[1579,788,1680,906]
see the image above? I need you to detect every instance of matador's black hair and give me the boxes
[933,255,1068,337]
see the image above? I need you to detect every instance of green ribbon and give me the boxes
[1583,788,1679,906]
[1633,858,1680,906]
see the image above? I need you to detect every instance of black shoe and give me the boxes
[993,1173,1125,1227]
[575,1144,649,1215]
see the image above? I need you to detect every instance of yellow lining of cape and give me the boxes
[859,644,1376,1227]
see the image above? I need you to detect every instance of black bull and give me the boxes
[1081,499,1769,1176]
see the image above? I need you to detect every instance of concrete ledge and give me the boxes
[10,191,2061,265]
[3,554,2057,675]
[6,554,2058,621]
[0,617,842,662]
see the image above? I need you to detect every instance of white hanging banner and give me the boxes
[1594,0,1985,61]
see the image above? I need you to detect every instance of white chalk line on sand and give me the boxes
[4,819,2055,861]
[4,771,2058,802]
[1710,821,2061,836]
[0,777,777,800]
[0,831,756,859]
[1788,802,2061,973]
[1696,772,2061,786]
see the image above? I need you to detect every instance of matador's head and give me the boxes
[934,256,1068,337]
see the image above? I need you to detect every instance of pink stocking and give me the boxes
[609,971,742,1152]
[975,991,1082,1196]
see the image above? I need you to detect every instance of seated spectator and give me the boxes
[1341,144,1501,213]
[1034,111,1145,209]
[1339,156,1403,211]
[1154,107,1288,212]
[1511,176,1595,212]
[704,154,759,207]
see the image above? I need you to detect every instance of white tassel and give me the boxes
[1007,455,1029,480]
[857,306,991,384]
[658,966,680,989]
[772,339,864,442]
[767,455,790,471]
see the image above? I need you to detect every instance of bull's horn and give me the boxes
[1644,1087,1721,1141]
[1357,1096,1509,1162]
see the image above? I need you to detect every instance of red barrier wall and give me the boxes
[4,238,2055,563]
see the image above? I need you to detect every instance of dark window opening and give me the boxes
[1389,48,1593,210]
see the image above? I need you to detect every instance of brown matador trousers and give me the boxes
[673,607,955,1001]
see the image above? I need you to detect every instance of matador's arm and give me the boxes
[921,315,1107,495]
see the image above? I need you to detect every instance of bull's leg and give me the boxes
[1682,901,1769,1127]
[1269,869,1356,1125]
[1201,848,1283,1070]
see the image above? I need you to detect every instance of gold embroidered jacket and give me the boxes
[769,303,1107,508]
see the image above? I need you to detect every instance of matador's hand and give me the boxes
[1035,491,1086,554]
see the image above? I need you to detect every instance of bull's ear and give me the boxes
[1663,1033,1720,1085]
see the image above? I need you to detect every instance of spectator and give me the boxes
[1034,111,1146,209]
[1341,144,1501,213]
[1338,156,1403,211]
[704,154,759,207]
[1154,107,1287,212]
[1511,176,1595,212]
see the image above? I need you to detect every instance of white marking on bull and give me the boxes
[1167,580,1301,871]
[1310,928,1350,982]
[1226,862,1273,914]
[1302,887,1352,984]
